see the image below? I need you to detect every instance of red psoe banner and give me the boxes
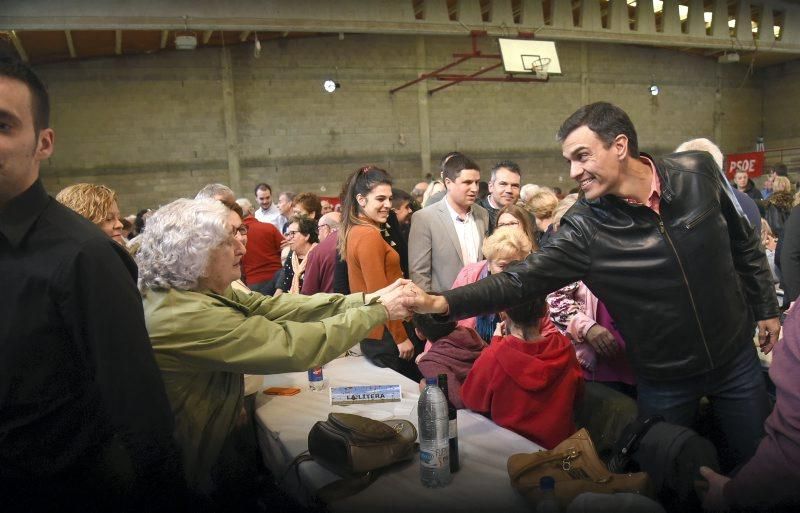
[725,151,765,180]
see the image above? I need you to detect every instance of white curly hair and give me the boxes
[519,183,541,203]
[136,198,230,292]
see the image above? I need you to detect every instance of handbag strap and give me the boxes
[287,452,380,503]
[509,450,575,482]
[315,472,378,502]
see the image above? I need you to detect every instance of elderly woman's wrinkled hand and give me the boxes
[365,278,411,306]
[374,278,411,297]
[378,284,413,320]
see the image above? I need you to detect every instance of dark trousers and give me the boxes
[360,327,423,382]
[637,344,771,473]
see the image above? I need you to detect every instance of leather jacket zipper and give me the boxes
[684,205,715,230]
[656,217,715,369]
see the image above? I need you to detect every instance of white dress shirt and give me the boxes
[444,196,480,265]
[255,204,281,227]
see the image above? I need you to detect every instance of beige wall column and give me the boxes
[220,46,242,194]
[580,42,589,105]
[714,65,723,144]
[416,35,431,177]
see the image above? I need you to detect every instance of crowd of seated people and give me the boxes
[5,56,800,513]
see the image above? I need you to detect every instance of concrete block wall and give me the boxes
[35,33,768,214]
[762,60,800,150]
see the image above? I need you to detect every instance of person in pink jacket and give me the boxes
[451,227,559,343]
[547,281,636,397]
[545,194,636,397]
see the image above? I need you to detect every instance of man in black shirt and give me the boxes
[0,58,184,510]
[477,160,523,234]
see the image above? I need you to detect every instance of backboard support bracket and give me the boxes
[389,31,548,96]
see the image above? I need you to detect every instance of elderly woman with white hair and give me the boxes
[135,198,409,500]
[449,228,559,344]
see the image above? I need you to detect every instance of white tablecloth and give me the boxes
[254,354,542,513]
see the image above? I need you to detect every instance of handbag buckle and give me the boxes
[561,448,580,471]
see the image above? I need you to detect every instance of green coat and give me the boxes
[142,287,387,491]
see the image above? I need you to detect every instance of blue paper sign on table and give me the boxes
[330,384,402,405]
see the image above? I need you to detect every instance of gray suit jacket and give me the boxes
[408,198,489,292]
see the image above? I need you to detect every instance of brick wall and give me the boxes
[34,34,769,214]
[761,60,800,177]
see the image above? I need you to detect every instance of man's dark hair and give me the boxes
[391,188,412,210]
[773,163,788,177]
[557,102,639,158]
[254,182,272,195]
[0,56,50,134]
[439,152,460,172]
[441,152,480,182]
[478,181,489,200]
[490,160,521,181]
[413,313,457,342]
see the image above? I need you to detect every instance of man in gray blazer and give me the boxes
[409,153,489,292]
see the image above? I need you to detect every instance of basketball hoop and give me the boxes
[521,54,550,80]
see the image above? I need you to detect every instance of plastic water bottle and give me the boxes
[308,366,325,391]
[418,377,451,487]
[437,374,459,473]
[536,476,560,513]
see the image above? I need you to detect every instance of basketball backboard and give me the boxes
[498,38,561,76]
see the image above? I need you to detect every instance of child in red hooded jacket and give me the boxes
[461,295,583,449]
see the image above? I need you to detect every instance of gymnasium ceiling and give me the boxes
[2,0,800,68]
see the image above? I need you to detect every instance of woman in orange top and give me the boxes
[339,166,421,380]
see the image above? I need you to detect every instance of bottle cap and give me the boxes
[425,377,437,386]
[539,476,555,490]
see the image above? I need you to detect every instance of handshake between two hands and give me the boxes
[367,279,447,321]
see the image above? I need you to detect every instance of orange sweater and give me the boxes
[346,224,406,344]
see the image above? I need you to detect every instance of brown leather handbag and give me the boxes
[308,412,417,476]
[507,428,652,509]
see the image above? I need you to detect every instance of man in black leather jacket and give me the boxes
[406,102,780,471]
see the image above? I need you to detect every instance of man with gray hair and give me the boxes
[301,212,342,294]
[478,160,522,234]
[411,181,429,205]
[195,183,236,204]
[275,191,295,235]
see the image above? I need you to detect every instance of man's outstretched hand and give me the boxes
[400,282,449,315]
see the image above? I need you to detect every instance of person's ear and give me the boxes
[35,128,55,161]
[613,134,628,161]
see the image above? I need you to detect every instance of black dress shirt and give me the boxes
[0,180,184,511]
